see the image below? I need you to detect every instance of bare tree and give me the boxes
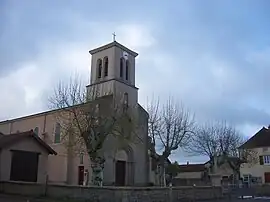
[185,121,256,183]
[48,75,141,186]
[147,97,195,186]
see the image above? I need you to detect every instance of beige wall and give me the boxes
[240,147,270,183]
[0,137,49,183]
[87,80,114,99]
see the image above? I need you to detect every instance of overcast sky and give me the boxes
[1,0,270,163]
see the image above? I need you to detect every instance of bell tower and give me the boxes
[86,40,139,106]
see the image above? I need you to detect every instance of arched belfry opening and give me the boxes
[125,60,129,80]
[114,146,134,186]
[96,59,102,79]
[104,57,108,77]
[120,57,124,78]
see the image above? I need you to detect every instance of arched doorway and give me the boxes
[114,146,134,186]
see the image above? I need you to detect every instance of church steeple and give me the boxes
[86,41,139,105]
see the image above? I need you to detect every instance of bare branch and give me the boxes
[148,96,195,158]
[147,96,195,186]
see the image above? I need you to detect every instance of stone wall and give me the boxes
[253,185,270,196]
[0,181,222,202]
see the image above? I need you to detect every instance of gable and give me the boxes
[4,136,50,155]
[240,127,270,149]
[0,130,57,155]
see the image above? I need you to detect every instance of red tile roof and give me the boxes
[239,127,270,149]
[0,130,57,155]
[178,164,206,172]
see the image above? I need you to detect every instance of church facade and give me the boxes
[0,41,156,186]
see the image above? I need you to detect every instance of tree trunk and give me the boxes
[90,156,105,186]
[159,162,166,187]
[159,154,169,187]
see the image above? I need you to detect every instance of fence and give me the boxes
[222,183,270,199]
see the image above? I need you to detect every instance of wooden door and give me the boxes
[115,160,126,186]
[264,172,270,183]
[10,150,39,182]
[78,166,84,185]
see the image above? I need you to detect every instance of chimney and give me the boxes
[187,161,189,165]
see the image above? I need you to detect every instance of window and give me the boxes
[80,152,84,164]
[123,93,128,112]
[97,59,102,79]
[264,156,270,165]
[95,104,100,113]
[243,174,250,183]
[259,155,270,165]
[125,60,129,80]
[124,93,128,105]
[120,58,124,78]
[104,57,108,77]
[54,123,61,143]
[34,127,39,136]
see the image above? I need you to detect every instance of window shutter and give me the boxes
[259,156,264,165]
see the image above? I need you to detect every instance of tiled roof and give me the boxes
[239,127,270,149]
[178,164,206,172]
[0,130,57,155]
[205,156,241,165]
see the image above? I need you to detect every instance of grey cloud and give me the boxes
[137,38,270,135]
[1,0,270,163]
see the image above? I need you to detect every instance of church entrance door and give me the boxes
[115,160,126,186]
[78,166,84,185]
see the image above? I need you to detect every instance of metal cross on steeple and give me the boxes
[112,32,116,42]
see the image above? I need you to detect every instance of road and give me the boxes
[0,194,270,202]
[0,194,62,202]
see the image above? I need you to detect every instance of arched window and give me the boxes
[80,152,84,164]
[120,58,124,78]
[104,57,108,77]
[95,104,100,114]
[124,93,128,105]
[125,60,129,80]
[97,59,102,79]
[54,122,61,143]
[34,127,39,136]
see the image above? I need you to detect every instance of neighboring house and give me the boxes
[172,163,208,186]
[172,158,238,186]
[0,130,56,183]
[239,126,270,184]
[0,40,151,186]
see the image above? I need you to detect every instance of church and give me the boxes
[0,40,157,186]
